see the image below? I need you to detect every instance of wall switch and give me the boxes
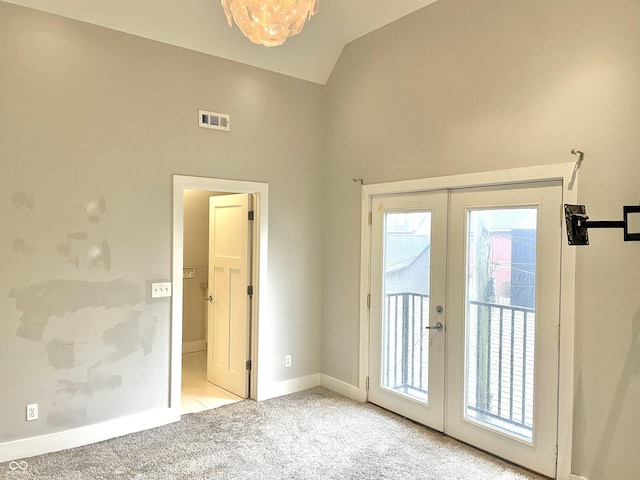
[285,355,292,368]
[26,403,38,421]
[151,282,172,298]
[183,266,196,279]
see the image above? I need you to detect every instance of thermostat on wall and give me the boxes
[183,266,196,279]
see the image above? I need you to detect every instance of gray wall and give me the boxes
[2,0,640,478]
[322,0,640,479]
[182,189,214,347]
[0,2,323,442]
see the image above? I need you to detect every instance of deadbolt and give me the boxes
[436,305,444,313]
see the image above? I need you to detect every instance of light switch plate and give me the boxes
[183,266,196,279]
[151,282,172,298]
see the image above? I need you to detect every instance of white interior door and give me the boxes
[207,193,251,398]
[445,183,561,478]
[369,182,562,477]
[369,191,448,430]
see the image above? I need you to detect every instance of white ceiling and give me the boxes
[2,0,438,84]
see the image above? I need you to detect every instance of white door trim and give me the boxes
[172,175,269,410]
[359,163,577,480]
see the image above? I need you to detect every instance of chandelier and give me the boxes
[221,0,319,47]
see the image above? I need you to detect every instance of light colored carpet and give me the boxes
[1,387,549,479]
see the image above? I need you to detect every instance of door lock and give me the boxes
[206,295,213,302]
[436,305,444,313]
[425,322,443,332]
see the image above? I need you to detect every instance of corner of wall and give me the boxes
[320,374,366,403]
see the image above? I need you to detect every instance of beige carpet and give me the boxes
[1,387,549,479]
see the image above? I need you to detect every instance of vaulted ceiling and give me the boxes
[2,0,438,84]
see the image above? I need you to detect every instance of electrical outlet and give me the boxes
[285,355,292,368]
[26,403,38,421]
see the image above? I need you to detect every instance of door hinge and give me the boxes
[368,212,372,225]
[366,377,369,390]
[247,285,254,296]
[248,210,254,221]
[246,360,252,371]
[367,294,371,308]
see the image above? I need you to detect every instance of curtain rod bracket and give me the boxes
[353,178,364,185]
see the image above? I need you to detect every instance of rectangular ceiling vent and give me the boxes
[199,109,230,131]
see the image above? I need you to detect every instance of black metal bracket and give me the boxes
[564,204,640,245]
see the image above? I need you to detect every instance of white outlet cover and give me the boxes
[26,403,38,421]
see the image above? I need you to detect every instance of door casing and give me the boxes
[358,164,577,480]
[172,175,269,409]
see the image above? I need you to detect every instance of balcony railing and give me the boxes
[382,292,431,402]
[466,300,535,440]
[382,292,535,439]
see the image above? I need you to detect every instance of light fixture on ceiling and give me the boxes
[221,0,319,47]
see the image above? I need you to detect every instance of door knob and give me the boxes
[425,322,443,332]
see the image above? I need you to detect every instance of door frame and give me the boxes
[171,175,269,409]
[358,163,577,480]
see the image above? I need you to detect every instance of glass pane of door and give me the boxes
[465,208,537,442]
[381,211,432,403]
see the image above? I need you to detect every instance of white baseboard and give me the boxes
[321,374,366,402]
[571,475,589,480]
[0,407,180,464]
[257,374,365,403]
[182,339,206,354]
[257,373,321,401]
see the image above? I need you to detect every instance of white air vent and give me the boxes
[198,109,230,131]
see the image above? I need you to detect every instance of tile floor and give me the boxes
[181,350,243,415]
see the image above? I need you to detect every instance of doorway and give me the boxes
[359,164,577,479]
[369,183,561,477]
[171,176,269,415]
[181,190,248,413]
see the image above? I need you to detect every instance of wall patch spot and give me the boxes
[92,311,157,371]
[56,242,72,257]
[55,374,122,400]
[10,279,143,341]
[46,338,76,369]
[85,196,106,223]
[47,404,87,427]
[88,241,112,271]
[11,192,35,211]
[13,238,36,255]
[67,232,89,240]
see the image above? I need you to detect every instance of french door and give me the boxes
[369,191,448,430]
[368,182,562,477]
